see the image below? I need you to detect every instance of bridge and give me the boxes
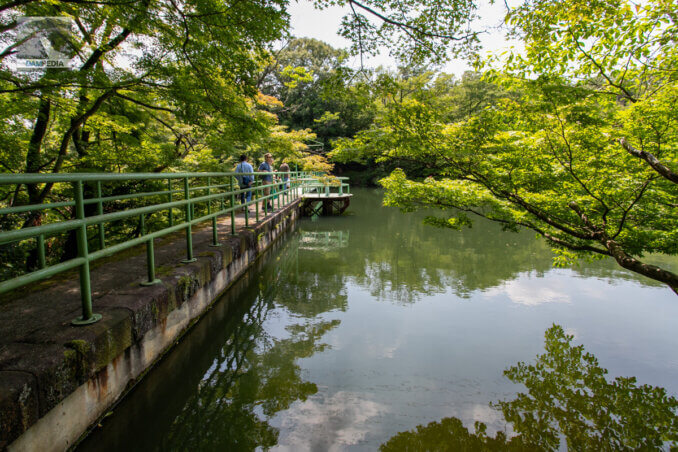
[0,171,350,450]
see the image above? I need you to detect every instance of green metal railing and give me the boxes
[301,177,351,196]
[0,171,329,325]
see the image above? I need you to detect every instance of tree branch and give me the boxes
[115,92,175,113]
[348,0,478,42]
[37,89,116,202]
[619,137,678,184]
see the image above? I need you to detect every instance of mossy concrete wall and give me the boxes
[1,200,301,451]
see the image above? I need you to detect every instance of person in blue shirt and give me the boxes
[258,153,275,211]
[235,154,253,210]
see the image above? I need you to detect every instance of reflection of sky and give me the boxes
[267,190,678,449]
[272,391,387,451]
[484,269,572,306]
[267,261,678,449]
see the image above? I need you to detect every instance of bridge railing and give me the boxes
[301,176,351,196]
[0,171,315,325]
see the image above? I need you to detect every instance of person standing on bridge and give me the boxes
[258,153,275,211]
[235,154,253,211]
[279,161,290,190]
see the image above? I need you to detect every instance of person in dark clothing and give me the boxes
[235,154,253,210]
[258,153,275,211]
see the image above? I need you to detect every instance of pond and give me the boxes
[78,188,678,451]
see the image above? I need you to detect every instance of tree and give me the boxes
[332,0,678,293]
[0,0,288,206]
[259,38,377,151]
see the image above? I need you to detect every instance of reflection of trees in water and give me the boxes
[298,230,350,251]
[159,293,279,450]
[381,325,678,451]
[304,189,672,303]
[76,239,341,452]
[341,189,559,301]
[155,250,341,451]
[274,233,350,316]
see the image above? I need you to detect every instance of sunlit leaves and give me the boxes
[280,65,314,89]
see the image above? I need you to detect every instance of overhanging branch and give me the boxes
[619,137,678,184]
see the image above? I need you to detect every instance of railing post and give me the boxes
[140,213,161,286]
[208,177,221,247]
[96,181,105,250]
[72,180,101,326]
[263,180,268,216]
[254,180,259,224]
[168,178,174,227]
[230,176,236,235]
[181,177,197,263]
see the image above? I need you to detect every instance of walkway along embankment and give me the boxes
[0,198,302,451]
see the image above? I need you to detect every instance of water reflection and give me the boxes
[299,230,350,251]
[381,325,678,451]
[275,233,349,317]
[308,189,675,303]
[78,189,678,451]
[278,391,387,449]
[77,239,340,452]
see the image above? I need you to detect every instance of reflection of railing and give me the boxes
[0,171,342,325]
[299,230,350,250]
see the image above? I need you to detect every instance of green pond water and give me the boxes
[79,188,678,451]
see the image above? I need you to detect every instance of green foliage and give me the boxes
[260,38,377,151]
[331,0,678,291]
[381,325,678,451]
[0,0,289,184]
[280,65,314,89]
[0,6,329,271]
[314,0,480,64]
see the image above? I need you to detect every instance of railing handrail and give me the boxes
[0,171,347,326]
[0,176,302,215]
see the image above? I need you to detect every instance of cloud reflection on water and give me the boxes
[273,391,386,451]
[484,271,572,306]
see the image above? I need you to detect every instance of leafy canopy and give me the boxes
[331,0,678,292]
